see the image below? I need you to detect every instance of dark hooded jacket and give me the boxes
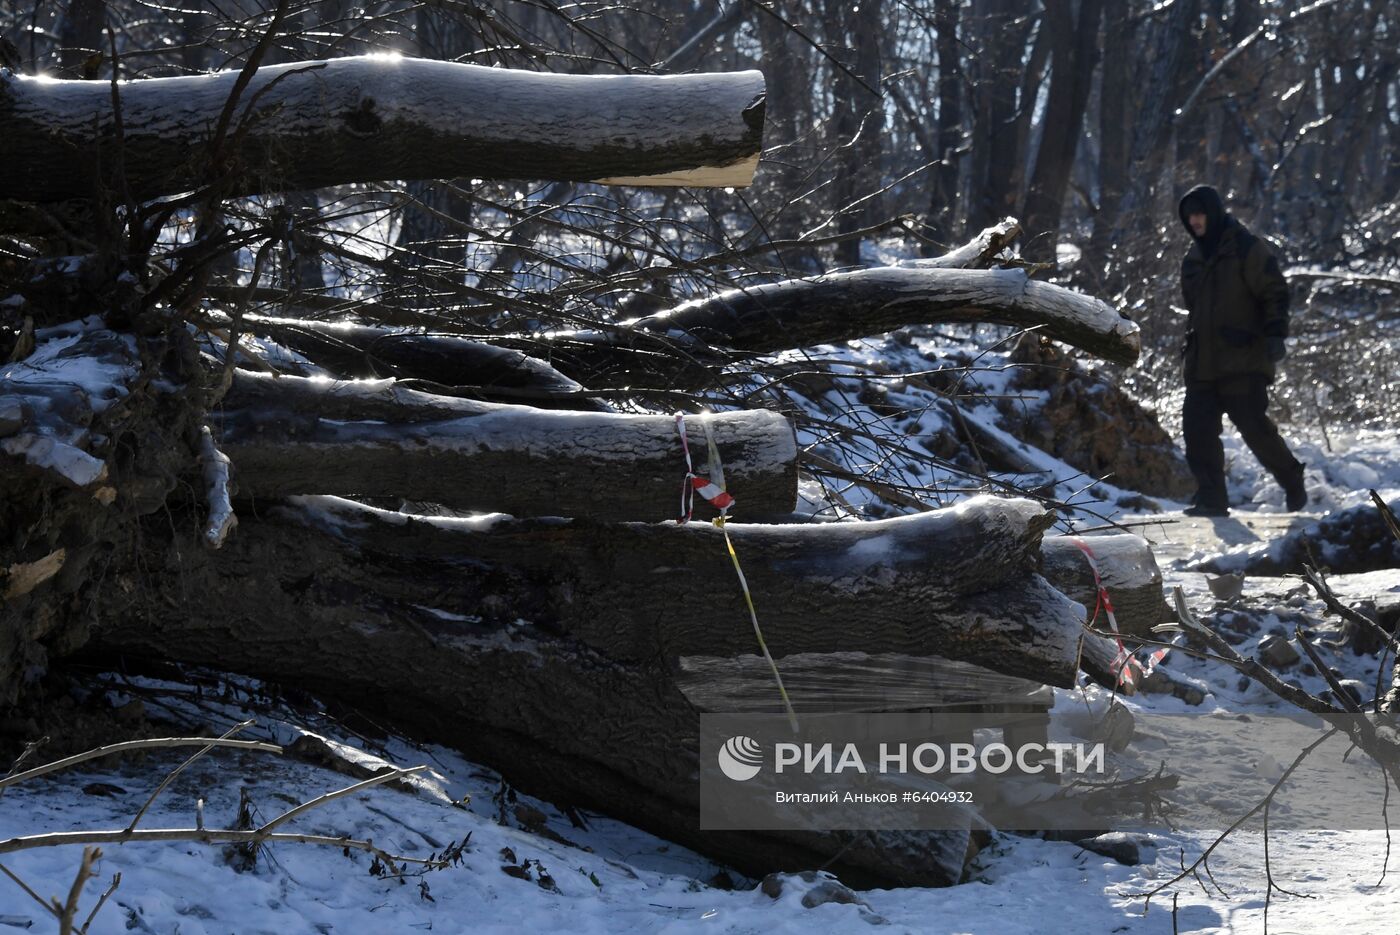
[1178,185,1290,383]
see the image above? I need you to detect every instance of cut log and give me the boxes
[0,57,765,202]
[215,371,798,521]
[1040,533,1166,640]
[85,495,1082,887]
[274,494,1089,683]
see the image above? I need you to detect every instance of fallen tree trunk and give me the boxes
[85,495,1088,886]
[215,371,798,521]
[228,263,1141,394]
[226,313,606,410]
[268,494,1089,683]
[1041,533,1166,640]
[485,265,1142,390]
[0,57,765,202]
[614,266,1140,365]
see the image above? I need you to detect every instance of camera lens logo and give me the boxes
[717,736,763,782]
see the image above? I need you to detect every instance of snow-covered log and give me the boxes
[215,371,798,520]
[0,325,139,490]
[105,493,1091,685]
[630,267,1141,364]
[229,314,602,410]
[1040,533,1166,640]
[86,494,1091,886]
[0,57,765,202]
[512,265,1141,389]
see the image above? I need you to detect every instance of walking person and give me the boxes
[1177,184,1307,517]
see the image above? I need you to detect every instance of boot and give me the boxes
[1284,467,1308,512]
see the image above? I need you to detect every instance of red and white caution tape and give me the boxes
[1140,639,1177,677]
[675,413,736,522]
[1069,536,1144,690]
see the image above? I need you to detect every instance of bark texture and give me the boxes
[216,372,798,521]
[0,57,765,201]
[83,495,1089,887]
[518,265,1141,390]
[216,495,1087,684]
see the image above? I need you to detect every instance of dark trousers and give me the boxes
[1182,377,1302,509]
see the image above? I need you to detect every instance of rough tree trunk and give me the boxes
[85,494,1091,887]
[0,57,766,201]
[216,372,799,521]
[489,265,1141,391]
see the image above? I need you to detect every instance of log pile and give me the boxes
[0,57,1165,888]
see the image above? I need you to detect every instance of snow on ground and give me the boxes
[5,655,1400,934]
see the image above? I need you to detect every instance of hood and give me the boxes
[1179,184,1228,256]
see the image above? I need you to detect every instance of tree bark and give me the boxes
[1040,533,1166,640]
[150,493,1090,683]
[967,0,1032,233]
[824,0,885,267]
[1107,0,1201,267]
[0,57,766,202]
[84,495,978,888]
[215,372,798,521]
[1087,0,1132,273]
[579,265,1142,383]
[81,492,1105,887]
[227,312,600,409]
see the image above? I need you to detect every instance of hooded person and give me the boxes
[1176,184,1307,516]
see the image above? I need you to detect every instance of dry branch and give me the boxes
[0,736,282,791]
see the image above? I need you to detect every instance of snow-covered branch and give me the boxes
[0,57,766,201]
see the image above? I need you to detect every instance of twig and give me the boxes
[205,0,290,172]
[256,766,430,835]
[0,736,49,799]
[1371,489,1400,544]
[1378,769,1392,887]
[1301,564,1398,661]
[0,736,282,791]
[78,870,120,935]
[1175,0,1346,123]
[56,847,100,935]
[0,828,441,869]
[1293,624,1364,713]
[1127,727,1339,900]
